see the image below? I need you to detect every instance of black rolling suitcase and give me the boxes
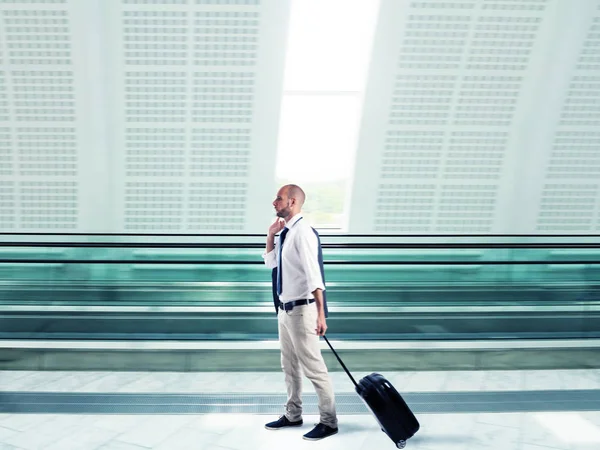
[323,336,420,449]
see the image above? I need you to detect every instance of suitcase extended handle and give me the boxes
[322,335,358,388]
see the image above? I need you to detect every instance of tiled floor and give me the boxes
[4,369,600,394]
[1,369,600,450]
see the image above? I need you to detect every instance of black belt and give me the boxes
[279,299,315,311]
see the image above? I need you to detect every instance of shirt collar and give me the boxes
[285,213,303,229]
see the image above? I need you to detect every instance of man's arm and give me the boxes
[266,232,275,254]
[312,287,327,336]
[263,218,285,268]
[297,229,327,336]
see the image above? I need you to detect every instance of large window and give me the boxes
[275,0,380,230]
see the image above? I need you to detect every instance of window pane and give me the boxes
[275,94,360,229]
[276,95,360,182]
[284,0,380,92]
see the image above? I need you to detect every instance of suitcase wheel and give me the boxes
[396,440,406,449]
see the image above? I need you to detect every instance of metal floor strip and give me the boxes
[1,390,599,414]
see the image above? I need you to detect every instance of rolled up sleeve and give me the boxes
[262,249,277,269]
[297,230,325,293]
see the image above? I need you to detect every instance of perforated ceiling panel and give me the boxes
[0,0,79,231]
[374,0,548,233]
[119,0,260,232]
[0,33,11,230]
[0,75,6,122]
[537,5,600,232]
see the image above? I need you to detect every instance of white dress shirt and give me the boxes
[263,214,325,303]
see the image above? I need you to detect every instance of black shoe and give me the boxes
[265,415,303,430]
[302,423,338,441]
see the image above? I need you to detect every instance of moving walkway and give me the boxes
[1,234,598,371]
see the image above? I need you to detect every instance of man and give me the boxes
[262,184,338,441]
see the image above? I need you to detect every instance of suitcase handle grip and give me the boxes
[322,335,358,388]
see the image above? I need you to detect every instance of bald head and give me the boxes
[273,184,306,221]
[285,184,305,208]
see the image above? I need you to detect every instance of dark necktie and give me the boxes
[276,227,289,296]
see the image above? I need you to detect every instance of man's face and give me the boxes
[273,189,292,218]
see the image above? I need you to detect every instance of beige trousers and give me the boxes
[278,302,337,428]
